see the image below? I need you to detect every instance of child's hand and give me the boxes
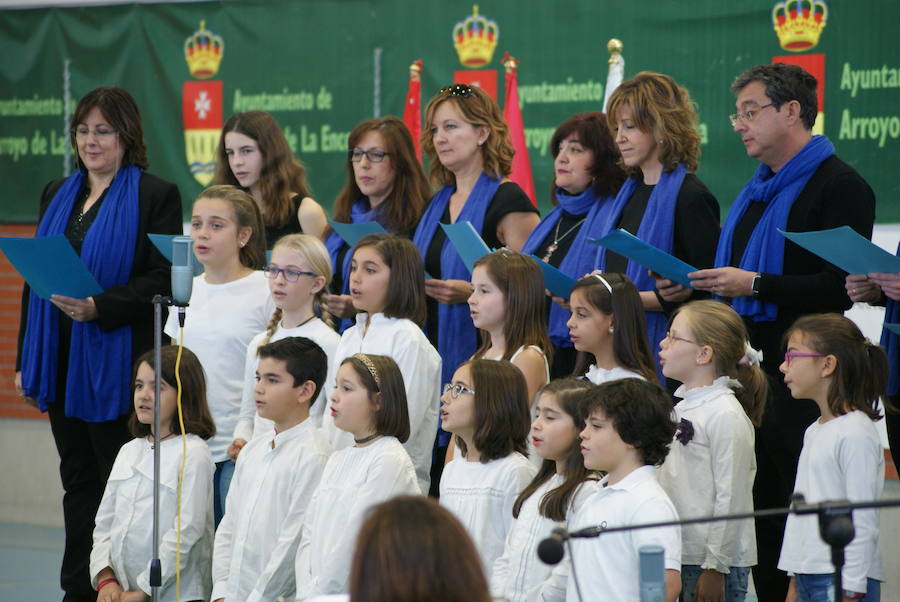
[785,577,798,602]
[228,438,247,461]
[96,581,124,602]
[120,591,148,602]
[694,569,725,602]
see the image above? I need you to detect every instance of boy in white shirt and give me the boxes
[542,378,682,602]
[212,337,331,602]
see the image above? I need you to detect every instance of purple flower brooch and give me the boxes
[675,418,694,446]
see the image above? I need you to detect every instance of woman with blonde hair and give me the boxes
[597,71,720,383]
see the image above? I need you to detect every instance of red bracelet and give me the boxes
[97,577,119,591]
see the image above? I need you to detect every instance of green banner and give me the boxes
[1,0,897,222]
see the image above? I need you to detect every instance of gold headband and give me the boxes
[353,353,380,388]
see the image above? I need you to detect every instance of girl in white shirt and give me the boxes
[657,300,766,602]
[232,233,340,452]
[91,345,215,602]
[164,185,274,524]
[439,359,537,575]
[566,273,657,384]
[469,250,553,403]
[321,233,441,494]
[491,378,597,601]
[778,314,888,602]
[295,353,421,599]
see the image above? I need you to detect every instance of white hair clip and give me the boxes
[739,342,763,367]
[593,273,613,294]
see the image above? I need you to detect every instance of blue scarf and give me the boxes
[325,197,388,332]
[594,163,687,382]
[413,172,501,387]
[21,166,141,421]
[715,135,834,322]
[882,242,900,396]
[521,186,613,347]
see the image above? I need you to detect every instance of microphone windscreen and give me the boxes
[171,236,194,305]
[536,537,565,565]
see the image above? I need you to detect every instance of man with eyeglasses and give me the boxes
[656,63,876,601]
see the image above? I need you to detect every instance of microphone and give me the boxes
[171,236,194,326]
[537,524,569,565]
[638,545,665,602]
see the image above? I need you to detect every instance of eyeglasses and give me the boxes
[443,382,476,398]
[349,149,390,163]
[729,103,777,127]
[440,83,476,98]
[262,265,317,282]
[664,331,698,345]
[72,126,117,139]
[783,351,826,366]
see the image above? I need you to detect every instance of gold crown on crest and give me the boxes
[771,0,828,52]
[452,5,499,68]
[184,20,224,79]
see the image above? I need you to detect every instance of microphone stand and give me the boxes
[546,495,900,601]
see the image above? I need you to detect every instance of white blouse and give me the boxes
[584,364,645,385]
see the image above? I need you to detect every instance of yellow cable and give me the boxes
[174,328,188,602]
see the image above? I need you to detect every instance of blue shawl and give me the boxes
[21,165,141,421]
[521,186,613,347]
[714,135,834,321]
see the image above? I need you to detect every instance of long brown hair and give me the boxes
[786,314,888,421]
[549,111,626,201]
[349,496,490,602]
[606,71,701,175]
[214,110,312,228]
[421,85,514,187]
[471,250,553,366]
[70,87,148,170]
[570,273,657,382]
[457,359,531,462]
[513,379,597,521]
[673,300,768,426]
[333,116,429,234]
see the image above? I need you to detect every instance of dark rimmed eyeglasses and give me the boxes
[783,351,826,366]
[262,265,317,282]
[349,149,390,163]
[443,382,476,398]
[440,83,476,98]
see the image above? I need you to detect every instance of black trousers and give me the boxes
[751,382,819,602]
[47,400,131,602]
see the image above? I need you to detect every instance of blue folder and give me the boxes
[884,323,900,337]
[148,233,204,276]
[0,235,102,299]
[589,229,697,287]
[780,226,900,275]
[531,255,576,299]
[440,221,491,275]
[327,220,387,248]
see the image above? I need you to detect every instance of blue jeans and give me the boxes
[795,574,881,602]
[213,459,235,527]
[680,565,750,602]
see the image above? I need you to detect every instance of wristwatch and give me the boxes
[751,273,762,297]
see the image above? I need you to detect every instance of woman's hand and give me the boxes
[322,294,358,319]
[14,371,37,408]
[228,438,247,461]
[845,274,882,303]
[651,271,692,303]
[51,295,99,322]
[866,272,900,301]
[693,569,725,602]
[425,278,473,305]
[688,267,756,298]
[550,294,570,311]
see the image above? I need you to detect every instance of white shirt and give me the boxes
[212,418,330,602]
[440,452,537,576]
[541,466,681,602]
[657,377,757,570]
[778,411,884,593]
[90,435,214,601]
[235,318,341,442]
[164,271,275,462]
[294,436,420,600]
[320,312,441,494]
[584,364,645,385]
[491,476,594,602]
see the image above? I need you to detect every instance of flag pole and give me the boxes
[602,38,624,113]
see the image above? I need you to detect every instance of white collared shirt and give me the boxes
[320,312,441,494]
[90,435,214,602]
[440,452,537,577]
[164,271,275,462]
[584,364,645,385]
[541,465,681,602]
[491,475,594,602]
[235,318,341,442]
[212,418,330,602]
[778,411,884,593]
[294,436,420,600]
[657,376,757,570]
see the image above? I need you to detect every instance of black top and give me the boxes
[423,181,538,348]
[65,187,108,255]
[264,194,304,249]
[532,209,588,268]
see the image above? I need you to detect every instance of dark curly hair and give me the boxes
[583,378,676,467]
